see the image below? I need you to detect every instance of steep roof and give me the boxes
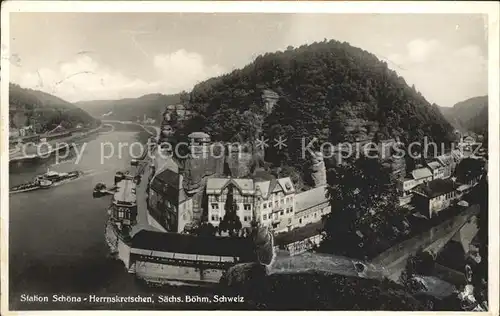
[255,180,271,198]
[205,178,255,195]
[436,153,453,166]
[414,178,456,198]
[294,185,329,213]
[206,178,230,195]
[427,161,442,170]
[232,179,255,195]
[131,230,255,259]
[154,168,180,189]
[450,149,464,162]
[113,179,137,204]
[277,177,295,195]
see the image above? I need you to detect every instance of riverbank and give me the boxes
[9,125,104,162]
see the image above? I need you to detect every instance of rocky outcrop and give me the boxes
[310,151,327,187]
[261,89,279,114]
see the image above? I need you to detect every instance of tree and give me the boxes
[179,90,190,105]
[407,249,436,276]
[219,183,242,236]
[320,155,400,258]
[454,158,485,184]
[197,222,217,237]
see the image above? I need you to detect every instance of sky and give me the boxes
[9,13,488,107]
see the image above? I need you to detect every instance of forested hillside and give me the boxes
[179,40,454,174]
[9,83,98,131]
[76,93,183,122]
[440,96,488,136]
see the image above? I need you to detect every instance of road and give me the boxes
[371,205,479,281]
[9,126,103,160]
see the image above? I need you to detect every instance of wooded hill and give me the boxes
[76,93,183,122]
[9,83,98,132]
[177,39,454,174]
[440,95,488,136]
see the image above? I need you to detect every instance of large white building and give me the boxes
[205,176,296,231]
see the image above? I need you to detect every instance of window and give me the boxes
[314,212,317,218]
[211,215,219,221]
[263,214,267,220]
[244,204,251,210]
[299,218,302,224]
[211,203,219,210]
[280,199,284,204]
[263,203,267,209]
[280,210,284,216]
[243,216,250,222]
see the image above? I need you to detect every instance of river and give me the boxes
[9,127,161,310]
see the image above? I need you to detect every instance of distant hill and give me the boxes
[440,96,488,135]
[9,83,98,132]
[76,93,182,123]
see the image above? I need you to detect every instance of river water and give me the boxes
[9,128,165,310]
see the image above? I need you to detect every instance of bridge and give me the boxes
[371,205,479,281]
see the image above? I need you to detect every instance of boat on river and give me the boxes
[10,168,83,194]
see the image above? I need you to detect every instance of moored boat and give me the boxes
[10,168,83,194]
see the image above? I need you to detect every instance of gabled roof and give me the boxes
[436,153,453,166]
[414,178,456,198]
[411,167,433,180]
[277,177,295,194]
[206,178,230,194]
[131,230,255,259]
[427,161,442,170]
[295,185,329,213]
[205,178,255,195]
[451,149,464,161]
[154,168,180,189]
[114,179,137,204]
[232,179,255,195]
[255,180,271,198]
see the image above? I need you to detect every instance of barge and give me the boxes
[10,169,83,194]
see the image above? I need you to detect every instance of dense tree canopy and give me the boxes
[440,95,488,135]
[9,83,98,132]
[454,158,486,183]
[320,155,402,258]
[177,39,454,178]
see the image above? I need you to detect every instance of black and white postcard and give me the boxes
[1,1,499,314]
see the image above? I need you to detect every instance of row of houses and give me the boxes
[398,149,464,203]
[398,148,484,219]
